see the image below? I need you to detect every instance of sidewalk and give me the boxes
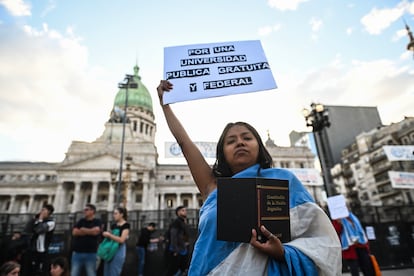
[343,268,414,275]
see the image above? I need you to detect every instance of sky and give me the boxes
[0,0,413,164]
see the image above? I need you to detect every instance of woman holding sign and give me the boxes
[157,80,341,275]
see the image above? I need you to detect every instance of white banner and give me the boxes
[388,171,414,189]
[287,168,323,186]
[163,40,277,104]
[165,142,217,158]
[383,145,414,161]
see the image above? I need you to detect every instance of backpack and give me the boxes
[97,228,120,261]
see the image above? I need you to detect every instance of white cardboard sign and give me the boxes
[163,40,277,104]
[327,194,350,220]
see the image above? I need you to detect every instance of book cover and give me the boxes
[217,177,290,243]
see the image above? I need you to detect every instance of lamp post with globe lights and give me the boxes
[115,75,138,207]
[303,103,336,198]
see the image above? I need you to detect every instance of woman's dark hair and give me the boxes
[213,122,273,177]
[115,207,128,220]
[50,256,69,276]
[0,261,20,276]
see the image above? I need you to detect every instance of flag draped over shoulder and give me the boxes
[188,164,342,276]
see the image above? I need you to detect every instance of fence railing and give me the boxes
[1,205,414,272]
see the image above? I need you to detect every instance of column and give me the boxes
[176,193,182,207]
[160,193,165,211]
[108,182,115,211]
[48,195,53,204]
[28,195,34,213]
[71,182,81,213]
[91,182,98,204]
[126,183,133,210]
[54,183,63,213]
[142,172,149,208]
[8,195,16,213]
[192,194,197,209]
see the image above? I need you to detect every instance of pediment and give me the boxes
[58,153,144,171]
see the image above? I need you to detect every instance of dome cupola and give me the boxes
[114,65,153,112]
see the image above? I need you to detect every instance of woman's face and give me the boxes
[223,124,259,174]
[7,267,20,276]
[50,264,63,276]
[113,210,123,221]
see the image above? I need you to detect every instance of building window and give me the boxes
[133,121,137,131]
[183,199,189,207]
[135,194,142,203]
[167,199,173,208]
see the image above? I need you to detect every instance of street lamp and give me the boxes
[405,21,414,58]
[302,103,336,197]
[115,74,138,206]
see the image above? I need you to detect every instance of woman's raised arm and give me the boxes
[157,80,216,198]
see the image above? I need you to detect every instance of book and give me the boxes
[217,177,290,243]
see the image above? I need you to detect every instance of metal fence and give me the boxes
[1,206,414,274]
[352,205,414,270]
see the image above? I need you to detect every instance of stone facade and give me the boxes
[331,116,414,208]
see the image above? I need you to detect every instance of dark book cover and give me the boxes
[217,177,290,243]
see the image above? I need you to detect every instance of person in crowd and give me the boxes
[23,204,55,276]
[165,206,190,276]
[0,261,20,276]
[102,207,130,276]
[71,204,102,276]
[2,231,26,263]
[136,222,160,276]
[332,212,375,276]
[50,256,70,276]
[156,80,341,275]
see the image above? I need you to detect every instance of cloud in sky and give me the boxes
[0,0,413,163]
[258,24,282,36]
[267,0,308,11]
[310,17,323,32]
[0,24,115,161]
[0,0,31,16]
[361,2,407,35]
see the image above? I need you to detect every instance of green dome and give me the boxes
[114,65,153,112]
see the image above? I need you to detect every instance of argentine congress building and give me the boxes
[0,65,321,215]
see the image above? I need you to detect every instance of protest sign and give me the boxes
[327,194,349,220]
[163,40,277,104]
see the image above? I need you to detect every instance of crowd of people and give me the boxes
[0,201,191,276]
[0,202,69,276]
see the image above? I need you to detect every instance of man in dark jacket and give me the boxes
[165,206,189,276]
[23,204,55,276]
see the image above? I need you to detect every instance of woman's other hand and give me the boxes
[250,225,285,261]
